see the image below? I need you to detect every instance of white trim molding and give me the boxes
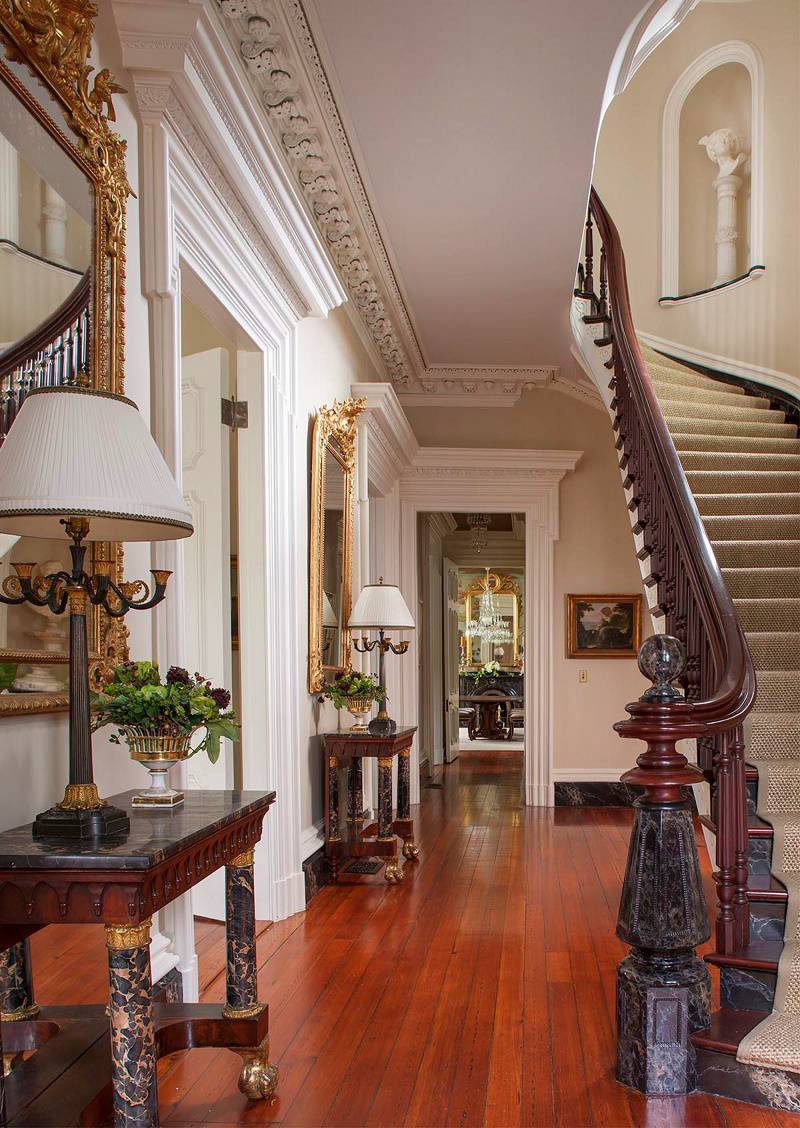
[639,331,800,404]
[551,768,632,783]
[397,448,582,808]
[661,40,765,300]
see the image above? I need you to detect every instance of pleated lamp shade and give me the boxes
[0,387,193,541]
[349,579,415,631]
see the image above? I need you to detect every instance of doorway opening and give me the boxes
[417,512,525,785]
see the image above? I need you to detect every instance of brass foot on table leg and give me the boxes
[402,838,419,860]
[236,1039,278,1101]
[384,859,403,883]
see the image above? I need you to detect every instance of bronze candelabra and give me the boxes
[0,517,171,839]
[352,629,409,736]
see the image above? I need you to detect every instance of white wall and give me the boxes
[295,307,381,851]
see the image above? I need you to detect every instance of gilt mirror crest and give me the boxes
[308,396,365,694]
[0,1,131,714]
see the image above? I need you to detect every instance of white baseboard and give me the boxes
[639,332,800,403]
[300,819,324,862]
[178,955,199,1003]
[273,870,306,920]
[526,782,551,806]
[550,768,631,782]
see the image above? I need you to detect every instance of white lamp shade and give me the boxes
[349,581,415,630]
[0,386,193,541]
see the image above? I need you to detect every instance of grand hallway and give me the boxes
[25,753,794,1127]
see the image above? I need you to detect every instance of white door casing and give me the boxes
[181,347,233,920]
[443,556,461,764]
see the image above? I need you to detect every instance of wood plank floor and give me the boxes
[27,750,800,1126]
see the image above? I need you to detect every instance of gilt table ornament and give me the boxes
[321,671,385,732]
[93,661,239,808]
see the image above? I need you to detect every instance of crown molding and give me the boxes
[214,0,578,401]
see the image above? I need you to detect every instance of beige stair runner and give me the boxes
[641,344,800,1072]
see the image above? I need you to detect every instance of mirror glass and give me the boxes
[321,444,346,673]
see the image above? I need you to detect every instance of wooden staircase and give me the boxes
[575,190,800,1110]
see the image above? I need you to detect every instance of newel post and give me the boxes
[615,636,711,1095]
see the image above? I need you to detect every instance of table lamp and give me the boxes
[349,578,415,736]
[0,386,193,839]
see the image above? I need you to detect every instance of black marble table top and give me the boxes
[322,725,416,741]
[0,790,275,871]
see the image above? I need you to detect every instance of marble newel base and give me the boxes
[616,801,711,1095]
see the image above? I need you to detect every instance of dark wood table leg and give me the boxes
[396,749,419,861]
[224,849,277,1101]
[106,920,158,1128]
[378,756,401,884]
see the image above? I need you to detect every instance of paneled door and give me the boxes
[443,556,461,763]
[181,347,233,920]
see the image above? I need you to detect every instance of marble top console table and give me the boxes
[0,789,276,1127]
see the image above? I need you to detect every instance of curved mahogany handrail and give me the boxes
[0,269,90,381]
[590,187,756,732]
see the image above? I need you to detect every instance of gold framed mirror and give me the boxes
[463,571,522,668]
[308,397,364,694]
[0,3,130,715]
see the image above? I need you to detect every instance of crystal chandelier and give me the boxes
[467,512,489,554]
[466,567,512,644]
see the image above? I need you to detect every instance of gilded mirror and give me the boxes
[308,397,364,693]
[462,571,523,668]
[0,3,130,715]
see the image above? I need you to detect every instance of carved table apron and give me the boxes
[322,726,418,885]
[0,789,277,1128]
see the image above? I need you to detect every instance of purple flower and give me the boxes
[166,666,191,686]
[210,687,231,711]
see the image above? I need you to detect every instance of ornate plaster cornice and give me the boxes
[214,0,580,402]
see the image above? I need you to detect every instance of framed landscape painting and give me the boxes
[566,594,641,658]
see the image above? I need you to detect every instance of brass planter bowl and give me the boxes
[122,725,194,807]
[344,695,374,732]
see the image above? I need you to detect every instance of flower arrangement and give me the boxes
[321,671,385,710]
[464,660,521,683]
[92,660,239,764]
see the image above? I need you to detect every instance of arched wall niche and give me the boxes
[662,40,764,301]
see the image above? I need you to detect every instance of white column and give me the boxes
[698,129,747,285]
[0,135,18,245]
[42,184,67,264]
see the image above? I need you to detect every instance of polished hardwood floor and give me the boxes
[28,750,800,1126]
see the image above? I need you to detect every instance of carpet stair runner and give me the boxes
[641,345,800,1110]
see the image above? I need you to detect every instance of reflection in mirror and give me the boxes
[0,537,69,700]
[321,446,346,672]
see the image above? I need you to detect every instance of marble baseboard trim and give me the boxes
[302,846,328,905]
[152,965,182,1005]
[554,781,700,810]
[696,1047,800,1112]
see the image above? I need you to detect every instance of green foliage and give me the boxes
[464,660,521,683]
[92,661,239,765]
[322,671,385,710]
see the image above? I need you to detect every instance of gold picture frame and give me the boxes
[0,2,131,715]
[308,397,365,694]
[463,571,521,667]
[566,594,642,659]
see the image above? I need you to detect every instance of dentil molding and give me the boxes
[214,0,582,404]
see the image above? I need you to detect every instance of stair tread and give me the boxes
[748,873,787,901]
[706,940,783,971]
[748,815,773,838]
[691,1008,767,1054]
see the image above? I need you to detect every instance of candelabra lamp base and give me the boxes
[33,786,130,840]
[368,711,397,737]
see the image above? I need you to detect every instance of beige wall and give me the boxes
[297,306,381,838]
[405,389,649,773]
[594,0,799,374]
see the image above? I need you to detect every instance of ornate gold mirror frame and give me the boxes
[308,397,364,694]
[0,2,130,715]
[464,571,521,667]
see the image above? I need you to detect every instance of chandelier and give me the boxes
[466,567,512,644]
[467,512,489,554]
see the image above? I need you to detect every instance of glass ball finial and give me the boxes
[637,635,686,701]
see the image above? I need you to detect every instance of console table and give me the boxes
[0,789,276,1127]
[321,726,418,884]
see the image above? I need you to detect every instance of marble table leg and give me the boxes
[378,756,402,884]
[224,850,278,1101]
[397,749,419,861]
[105,920,158,1128]
[0,939,38,1077]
